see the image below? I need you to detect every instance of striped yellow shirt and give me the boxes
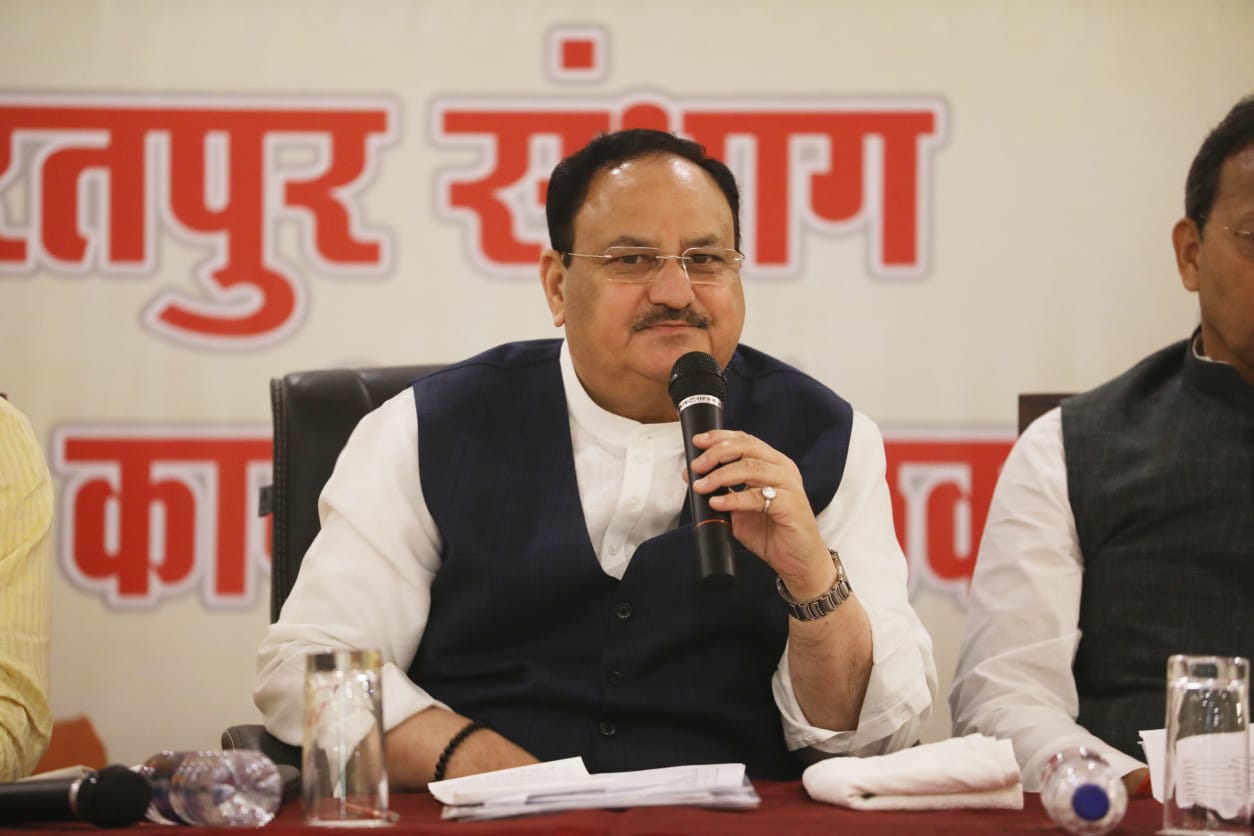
[0,396,53,780]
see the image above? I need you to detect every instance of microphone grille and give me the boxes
[668,351,727,406]
[76,765,153,827]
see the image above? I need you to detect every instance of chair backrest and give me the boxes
[1017,392,1073,436]
[265,364,443,621]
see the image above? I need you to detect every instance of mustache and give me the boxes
[631,306,712,332]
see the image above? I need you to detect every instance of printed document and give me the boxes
[428,758,760,821]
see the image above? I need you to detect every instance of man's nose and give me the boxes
[648,256,696,307]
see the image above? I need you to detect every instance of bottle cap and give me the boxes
[1072,783,1111,821]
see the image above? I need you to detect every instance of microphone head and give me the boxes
[668,351,727,407]
[76,765,152,827]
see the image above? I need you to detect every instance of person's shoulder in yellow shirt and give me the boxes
[0,395,53,780]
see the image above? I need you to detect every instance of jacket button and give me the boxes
[607,669,624,686]
[599,720,616,737]
[615,602,632,621]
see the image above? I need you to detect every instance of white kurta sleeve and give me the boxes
[773,411,938,757]
[254,389,449,745]
[948,407,1146,789]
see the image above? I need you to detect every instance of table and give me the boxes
[250,782,1163,835]
[4,782,1165,833]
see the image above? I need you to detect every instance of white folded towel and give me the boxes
[802,734,1024,811]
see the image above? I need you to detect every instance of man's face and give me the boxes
[1176,144,1254,385]
[541,153,745,422]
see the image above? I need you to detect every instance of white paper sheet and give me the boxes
[1139,726,1254,806]
[429,758,760,821]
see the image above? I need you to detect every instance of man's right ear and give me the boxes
[1173,217,1202,293]
[539,249,567,327]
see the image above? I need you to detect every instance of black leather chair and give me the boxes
[1017,392,1072,435]
[262,365,444,620]
[222,364,443,767]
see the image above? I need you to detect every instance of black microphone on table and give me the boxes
[0,765,152,827]
[669,350,736,590]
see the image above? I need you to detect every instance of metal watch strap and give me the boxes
[776,549,852,621]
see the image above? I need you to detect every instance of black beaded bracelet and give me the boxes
[432,719,487,783]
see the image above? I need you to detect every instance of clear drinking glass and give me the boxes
[303,649,393,827]
[1163,654,1251,835]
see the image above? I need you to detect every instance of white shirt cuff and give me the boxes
[381,662,450,732]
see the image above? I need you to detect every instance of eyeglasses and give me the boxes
[564,246,746,286]
[1211,224,1254,258]
[1217,224,1254,241]
[1199,217,1254,241]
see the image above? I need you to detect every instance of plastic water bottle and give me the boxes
[138,750,282,827]
[1039,747,1128,835]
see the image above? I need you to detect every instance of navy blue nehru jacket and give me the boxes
[408,339,853,779]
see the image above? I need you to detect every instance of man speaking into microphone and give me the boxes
[256,129,936,788]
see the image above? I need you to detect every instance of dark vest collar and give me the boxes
[1185,327,1254,412]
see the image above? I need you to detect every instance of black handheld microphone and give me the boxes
[0,765,153,827]
[669,351,736,590]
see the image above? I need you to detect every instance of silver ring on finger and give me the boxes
[761,485,777,514]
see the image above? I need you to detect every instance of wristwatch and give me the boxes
[776,550,853,621]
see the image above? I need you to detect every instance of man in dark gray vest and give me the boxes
[256,129,937,788]
[951,95,1254,797]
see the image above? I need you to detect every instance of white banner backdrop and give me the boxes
[1,0,1250,766]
